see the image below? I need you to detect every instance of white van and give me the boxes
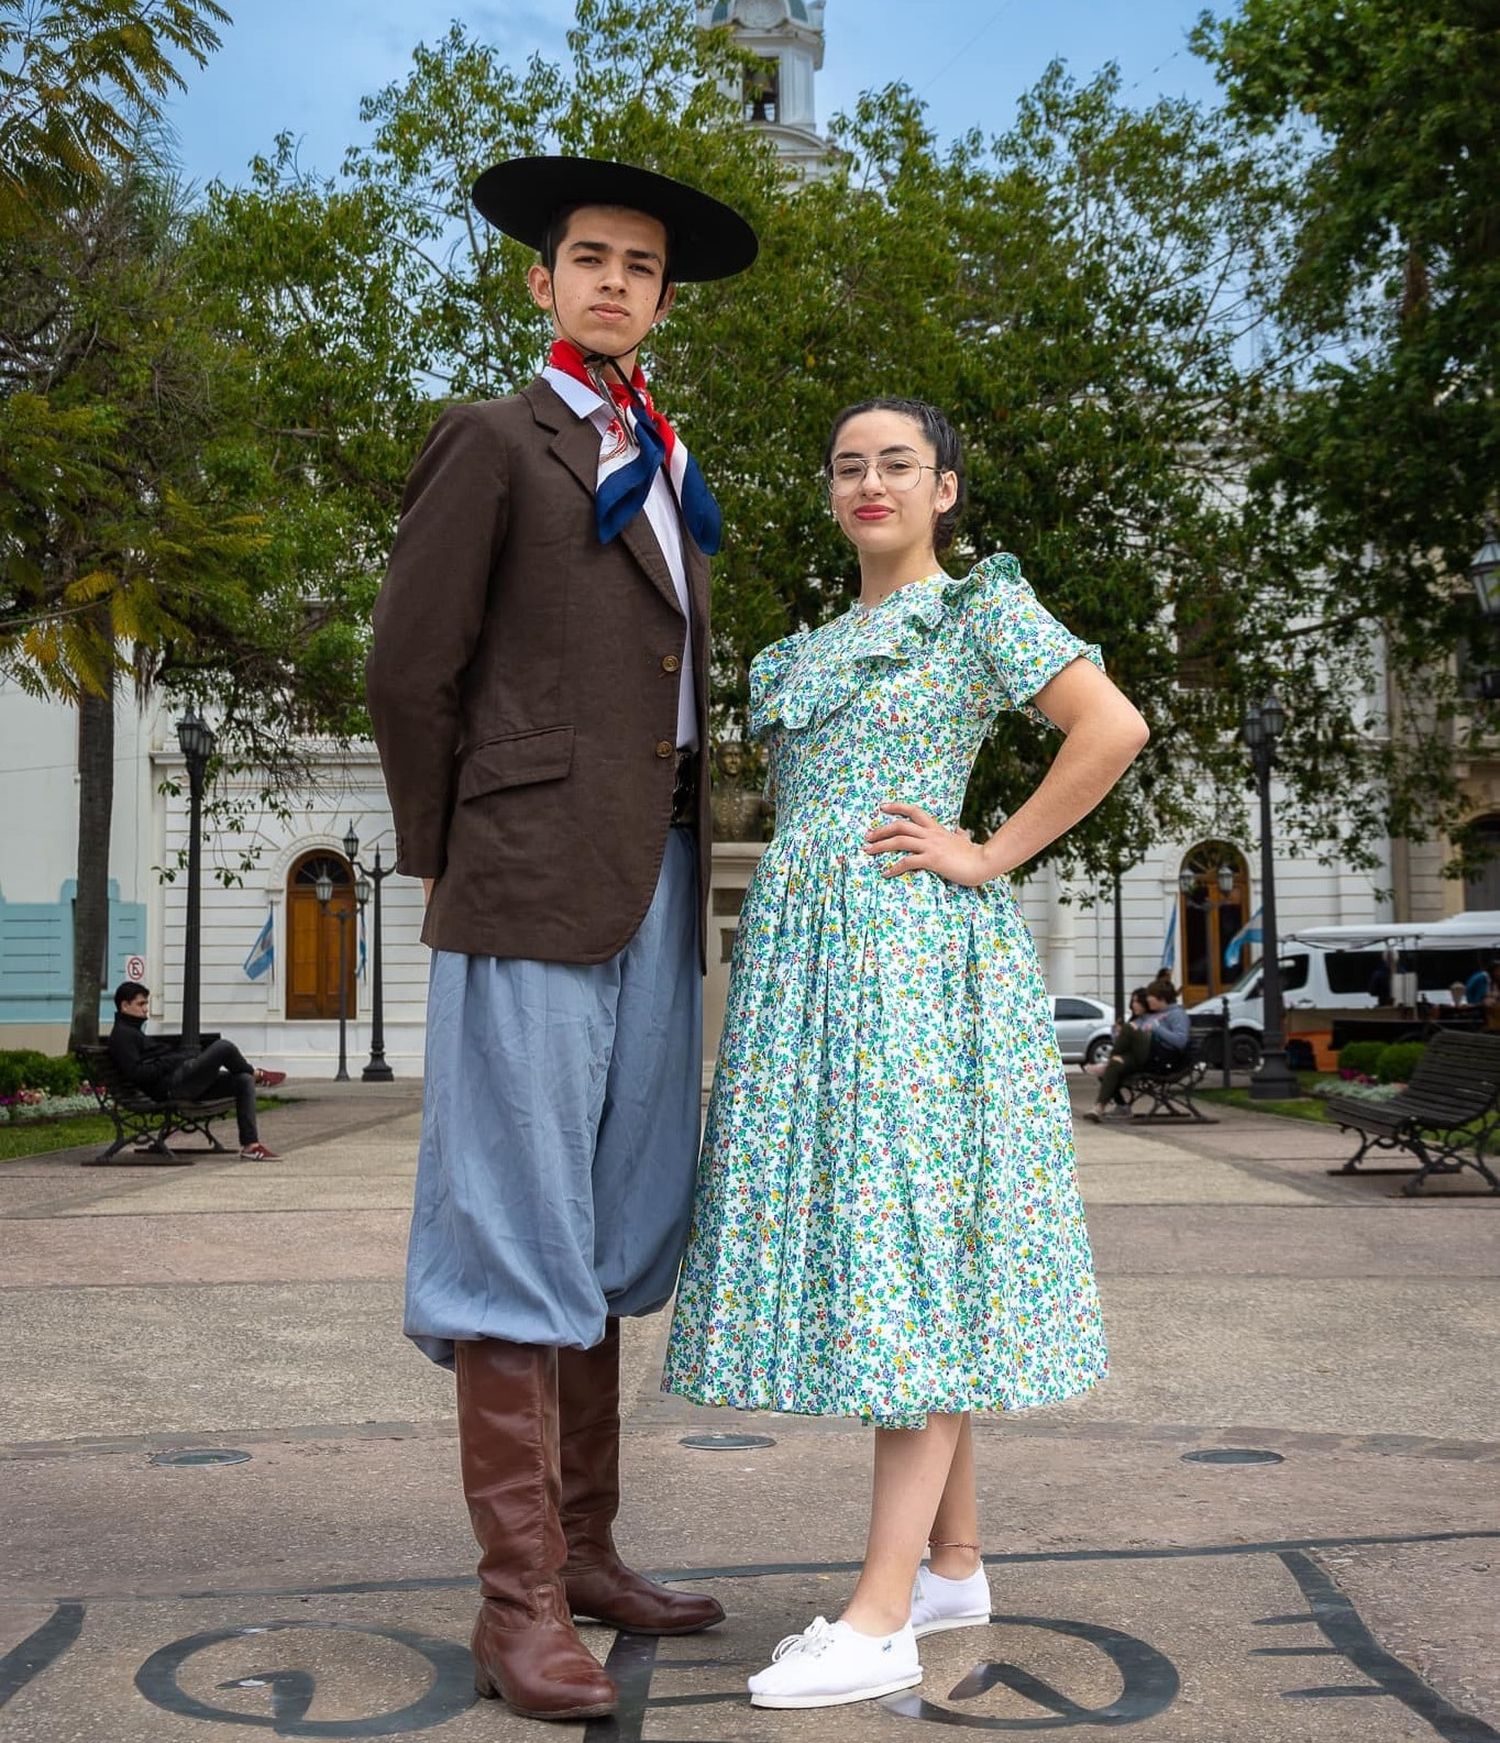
[1186,912,1500,1065]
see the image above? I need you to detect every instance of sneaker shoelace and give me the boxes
[770,1616,837,1662]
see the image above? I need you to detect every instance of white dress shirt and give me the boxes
[542,366,697,751]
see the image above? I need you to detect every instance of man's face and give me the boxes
[527,205,674,363]
[121,992,148,1017]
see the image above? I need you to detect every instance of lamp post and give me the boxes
[341,825,395,1082]
[1241,695,1298,1100]
[1470,521,1500,697]
[314,869,353,1082]
[175,709,217,1049]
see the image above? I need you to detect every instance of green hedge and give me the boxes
[0,1050,86,1098]
[1337,1041,1386,1077]
[1375,1041,1426,1084]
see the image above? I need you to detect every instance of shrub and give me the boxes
[0,1050,85,1097]
[1337,1041,1386,1078]
[1375,1041,1426,1084]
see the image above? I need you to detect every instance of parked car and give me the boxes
[1052,995,1115,1065]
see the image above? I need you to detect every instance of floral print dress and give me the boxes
[662,553,1109,1430]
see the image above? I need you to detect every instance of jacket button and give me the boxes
[661,653,681,673]
[655,740,674,758]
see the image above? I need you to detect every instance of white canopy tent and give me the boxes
[1282,913,1500,952]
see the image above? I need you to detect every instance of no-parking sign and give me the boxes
[125,955,147,982]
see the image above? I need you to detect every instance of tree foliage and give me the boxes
[1193,0,1500,867]
[0,0,228,226]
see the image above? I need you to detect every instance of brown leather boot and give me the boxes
[455,1338,618,1721]
[557,1320,726,1634]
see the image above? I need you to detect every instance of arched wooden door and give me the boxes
[1179,842,1252,1007]
[285,852,357,1020]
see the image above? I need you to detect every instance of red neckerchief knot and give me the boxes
[546,339,720,553]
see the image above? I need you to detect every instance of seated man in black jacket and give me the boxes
[106,981,282,1159]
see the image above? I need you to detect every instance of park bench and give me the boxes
[1324,1028,1500,1196]
[75,1042,233,1167]
[1119,1035,1217,1123]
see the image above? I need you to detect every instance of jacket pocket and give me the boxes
[458,725,575,800]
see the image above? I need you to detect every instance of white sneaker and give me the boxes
[909,1561,992,1638]
[747,1615,922,1709]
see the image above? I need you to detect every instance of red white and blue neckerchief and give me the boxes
[547,339,722,555]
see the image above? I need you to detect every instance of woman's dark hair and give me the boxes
[1128,986,1150,1011]
[823,398,966,554]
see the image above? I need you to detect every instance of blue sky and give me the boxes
[165,1,1228,189]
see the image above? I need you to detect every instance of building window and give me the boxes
[1464,815,1500,911]
[1174,579,1236,690]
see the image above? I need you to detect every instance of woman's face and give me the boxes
[1129,994,1146,1017]
[826,409,957,561]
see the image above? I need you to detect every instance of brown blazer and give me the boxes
[366,379,712,967]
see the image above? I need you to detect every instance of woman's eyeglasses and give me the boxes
[824,455,942,497]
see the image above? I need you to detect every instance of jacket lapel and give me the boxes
[685,537,710,648]
[525,378,684,618]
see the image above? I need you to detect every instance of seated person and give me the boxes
[1085,974,1190,1121]
[106,980,282,1159]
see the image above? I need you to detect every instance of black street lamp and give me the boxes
[342,824,396,1082]
[1241,694,1298,1100]
[314,868,357,1082]
[1470,522,1500,695]
[175,709,217,1050]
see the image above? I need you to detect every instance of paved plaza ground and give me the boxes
[1,1075,1496,1742]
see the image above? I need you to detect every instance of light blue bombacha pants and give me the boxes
[405,829,702,1362]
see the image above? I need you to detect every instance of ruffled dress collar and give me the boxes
[749,553,1022,740]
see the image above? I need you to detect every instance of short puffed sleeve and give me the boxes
[961,552,1103,727]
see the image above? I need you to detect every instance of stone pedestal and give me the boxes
[703,841,767,1087]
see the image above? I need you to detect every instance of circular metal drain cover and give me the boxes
[149,1448,251,1468]
[1181,1447,1284,1467]
[678,1433,776,1452]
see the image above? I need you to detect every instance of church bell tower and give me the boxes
[697,0,831,180]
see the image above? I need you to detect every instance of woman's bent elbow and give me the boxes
[1121,704,1150,757]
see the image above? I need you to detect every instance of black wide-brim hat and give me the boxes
[471,155,758,282]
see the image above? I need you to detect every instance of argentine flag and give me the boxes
[1224,908,1263,969]
[242,912,274,982]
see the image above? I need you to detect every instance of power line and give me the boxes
[918,1,1020,96]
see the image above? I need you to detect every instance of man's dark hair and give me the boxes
[823,398,966,554]
[541,203,674,303]
[113,980,149,1011]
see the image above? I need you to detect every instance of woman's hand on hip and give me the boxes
[863,804,992,886]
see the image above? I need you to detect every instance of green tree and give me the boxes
[1193,0,1500,868]
[0,0,228,224]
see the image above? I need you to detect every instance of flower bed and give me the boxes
[0,1089,101,1125]
[1308,1074,1402,1103]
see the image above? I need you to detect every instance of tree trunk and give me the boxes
[68,667,116,1052]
